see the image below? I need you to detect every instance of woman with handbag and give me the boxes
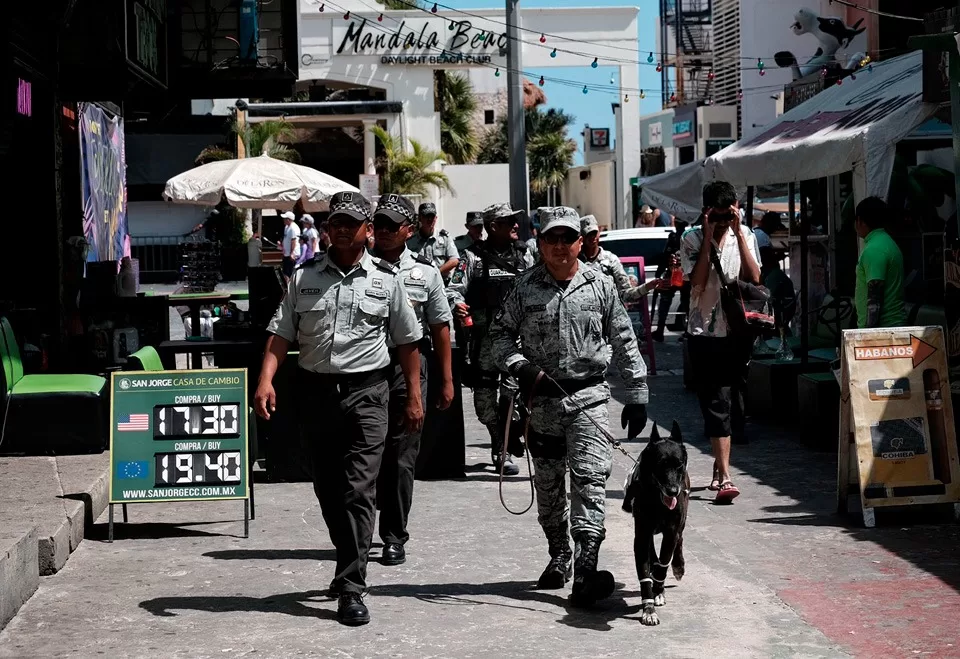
[679,181,765,504]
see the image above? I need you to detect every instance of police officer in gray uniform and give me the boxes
[454,211,484,254]
[407,202,460,283]
[255,191,424,627]
[579,214,632,298]
[448,202,536,476]
[490,205,650,607]
[370,192,454,567]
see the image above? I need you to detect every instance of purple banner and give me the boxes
[80,103,128,262]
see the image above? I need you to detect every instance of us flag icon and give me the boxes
[117,413,149,432]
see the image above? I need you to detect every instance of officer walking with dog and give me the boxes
[490,206,650,606]
[448,202,536,476]
[255,191,424,627]
[370,193,454,567]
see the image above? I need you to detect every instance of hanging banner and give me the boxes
[80,103,128,263]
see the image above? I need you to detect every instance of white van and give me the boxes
[597,227,676,279]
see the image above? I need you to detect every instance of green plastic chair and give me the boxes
[127,346,164,372]
[0,317,107,454]
[0,318,105,397]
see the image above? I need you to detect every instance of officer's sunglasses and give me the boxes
[373,217,410,232]
[541,229,580,246]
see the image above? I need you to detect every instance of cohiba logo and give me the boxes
[337,18,507,55]
[119,378,132,390]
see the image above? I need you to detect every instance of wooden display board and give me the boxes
[837,326,960,527]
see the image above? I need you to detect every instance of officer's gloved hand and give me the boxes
[510,361,549,402]
[620,404,648,439]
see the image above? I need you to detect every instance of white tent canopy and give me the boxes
[705,51,938,200]
[638,160,709,223]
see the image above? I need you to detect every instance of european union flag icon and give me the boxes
[116,461,149,480]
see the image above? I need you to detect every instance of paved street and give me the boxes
[2,338,959,658]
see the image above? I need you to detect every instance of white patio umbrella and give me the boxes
[162,154,360,212]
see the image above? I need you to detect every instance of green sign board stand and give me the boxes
[107,368,253,540]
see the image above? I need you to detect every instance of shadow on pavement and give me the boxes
[369,581,642,631]
[611,337,960,598]
[88,521,245,542]
[203,548,337,562]
[139,590,336,619]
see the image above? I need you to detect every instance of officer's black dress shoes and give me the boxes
[381,542,406,565]
[337,592,370,626]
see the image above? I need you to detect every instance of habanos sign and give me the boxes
[838,327,960,527]
[333,17,507,66]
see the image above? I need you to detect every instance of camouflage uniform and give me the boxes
[490,206,649,602]
[447,203,535,462]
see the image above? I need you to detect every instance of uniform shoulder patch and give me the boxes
[582,269,596,281]
[372,257,399,275]
[414,253,433,266]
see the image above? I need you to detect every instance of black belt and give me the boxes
[540,375,605,398]
[299,367,389,390]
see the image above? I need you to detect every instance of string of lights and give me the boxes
[357,0,904,67]
[313,0,876,103]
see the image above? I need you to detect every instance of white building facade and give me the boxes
[297,0,642,229]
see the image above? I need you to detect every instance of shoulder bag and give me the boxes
[709,246,775,334]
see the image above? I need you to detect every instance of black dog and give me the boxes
[622,421,690,626]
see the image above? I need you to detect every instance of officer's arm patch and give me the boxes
[415,253,433,266]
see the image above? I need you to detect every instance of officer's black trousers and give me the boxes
[302,369,389,594]
[377,353,428,545]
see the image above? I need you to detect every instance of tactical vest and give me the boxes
[465,242,528,318]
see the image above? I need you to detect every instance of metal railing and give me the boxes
[130,236,183,284]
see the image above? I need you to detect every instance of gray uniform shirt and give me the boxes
[407,231,459,271]
[580,247,631,299]
[454,234,476,255]
[381,248,453,347]
[267,250,423,374]
[490,264,649,405]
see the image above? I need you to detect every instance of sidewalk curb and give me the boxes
[0,456,110,631]
[0,528,38,631]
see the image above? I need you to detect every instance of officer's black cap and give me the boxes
[328,191,373,223]
[465,211,484,227]
[418,202,437,217]
[374,193,416,225]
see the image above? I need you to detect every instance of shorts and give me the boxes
[686,334,752,439]
[282,257,295,278]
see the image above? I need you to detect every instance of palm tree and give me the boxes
[195,119,301,165]
[437,71,477,164]
[527,131,576,194]
[370,125,453,197]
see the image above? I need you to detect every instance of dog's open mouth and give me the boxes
[662,493,677,510]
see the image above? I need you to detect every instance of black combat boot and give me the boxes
[537,525,573,589]
[570,534,615,607]
[488,424,519,476]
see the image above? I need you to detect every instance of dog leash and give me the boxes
[548,379,639,466]
[498,373,541,515]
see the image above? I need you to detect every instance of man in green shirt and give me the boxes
[854,197,906,329]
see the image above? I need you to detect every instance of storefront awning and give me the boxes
[638,160,708,222]
[705,51,938,199]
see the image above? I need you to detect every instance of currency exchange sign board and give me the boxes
[109,369,249,504]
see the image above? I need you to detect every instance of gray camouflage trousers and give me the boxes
[527,385,613,540]
[472,326,517,433]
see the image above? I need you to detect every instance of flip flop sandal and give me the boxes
[715,480,740,504]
